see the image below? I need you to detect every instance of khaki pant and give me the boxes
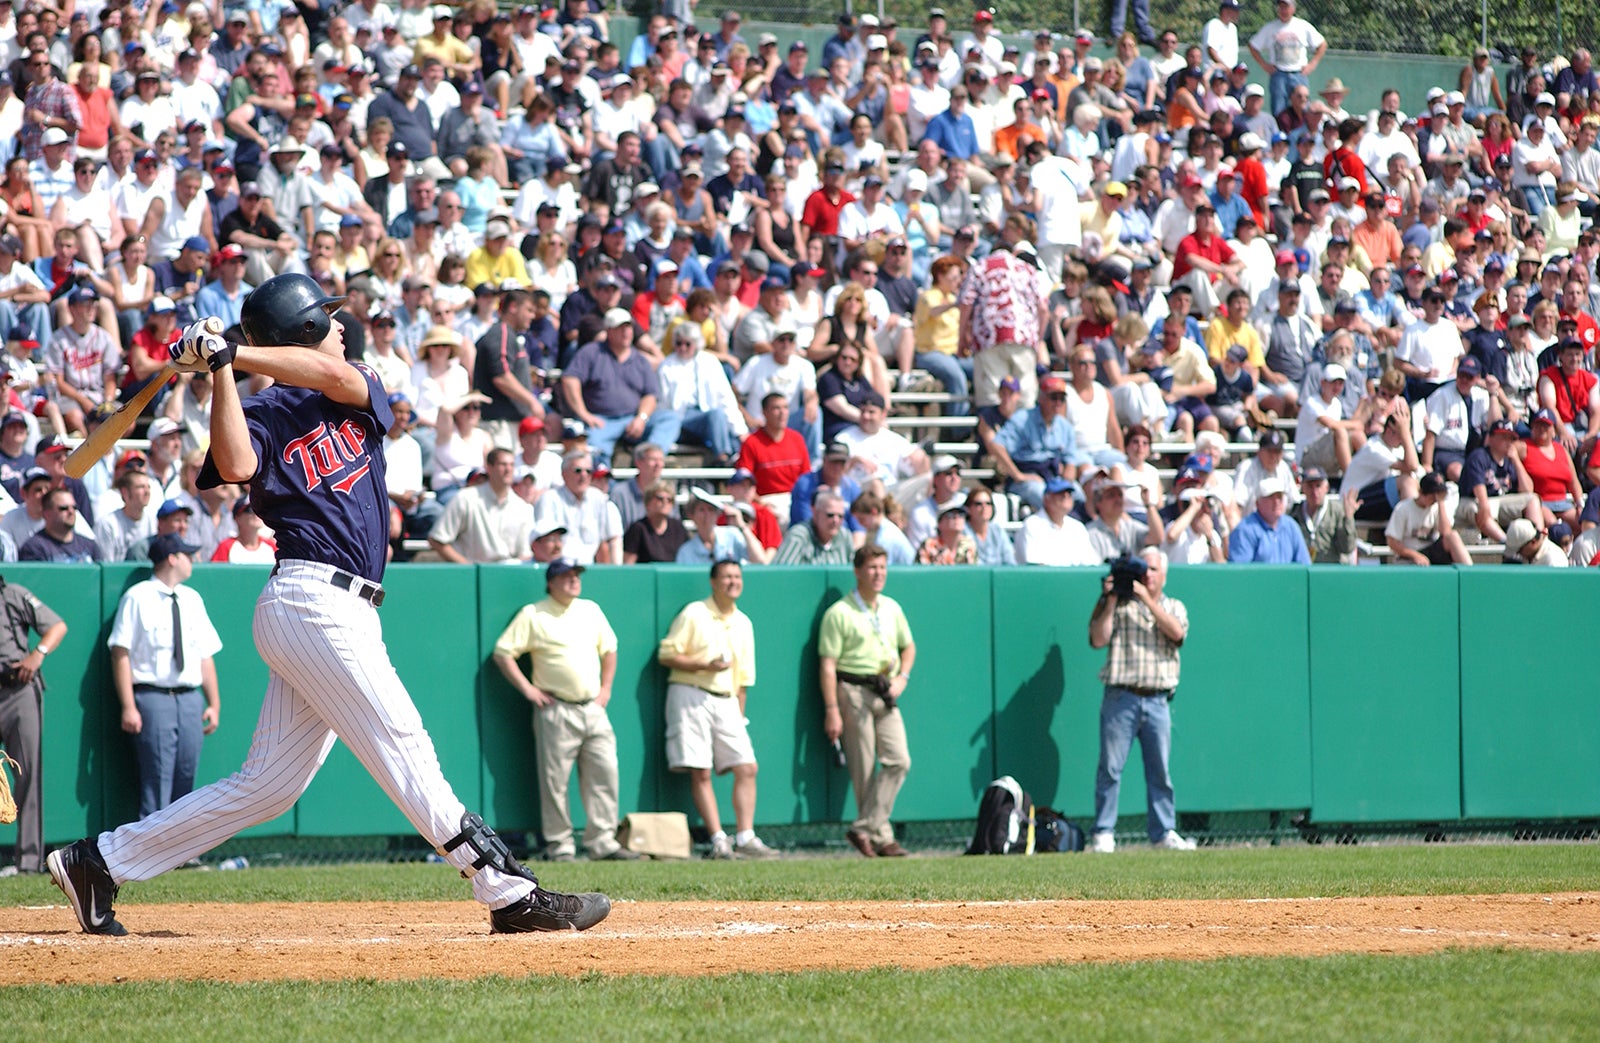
[837,679,911,847]
[1455,492,1537,534]
[973,341,1040,409]
[533,699,621,858]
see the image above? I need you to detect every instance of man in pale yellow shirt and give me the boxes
[656,560,777,860]
[491,558,639,861]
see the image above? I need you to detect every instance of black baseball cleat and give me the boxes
[47,839,127,937]
[490,886,611,933]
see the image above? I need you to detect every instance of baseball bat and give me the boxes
[63,364,178,479]
[63,318,223,479]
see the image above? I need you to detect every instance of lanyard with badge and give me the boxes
[851,590,895,674]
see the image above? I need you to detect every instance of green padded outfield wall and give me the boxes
[5,564,1599,856]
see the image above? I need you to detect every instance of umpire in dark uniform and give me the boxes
[0,577,68,875]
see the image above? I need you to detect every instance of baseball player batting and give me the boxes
[47,273,609,936]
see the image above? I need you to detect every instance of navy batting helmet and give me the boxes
[239,273,346,347]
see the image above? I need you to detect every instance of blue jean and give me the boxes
[1269,70,1308,120]
[790,408,822,462]
[1007,475,1048,513]
[133,687,207,819]
[586,409,684,468]
[1522,184,1553,218]
[1094,684,1176,842]
[678,407,738,461]
[1110,0,1152,39]
[643,134,681,182]
[0,300,50,345]
[914,351,973,417]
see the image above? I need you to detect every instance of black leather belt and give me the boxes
[134,683,197,694]
[1117,685,1172,697]
[694,685,733,698]
[273,563,386,607]
[836,672,888,687]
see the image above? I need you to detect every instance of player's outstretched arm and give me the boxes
[232,345,372,408]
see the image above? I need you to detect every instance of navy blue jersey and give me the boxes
[199,364,393,582]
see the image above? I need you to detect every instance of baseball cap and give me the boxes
[1502,518,1541,559]
[1042,476,1082,498]
[68,285,98,304]
[1320,363,1347,383]
[1300,465,1328,483]
[1418,472,1448,496]
[156,498,194,519]
[1225,343,1250,364]
[1487,418,1517,438]
[182,235,209,254]
[148,532,202,563]
[546,557,585,581]
[1457,356,1483,377]
[1257,476,1288,499]
[822,441,850,461]
[34,434,69,455]
[727,468,755,485]
[20,466,51,488]
[1258,429,1285,450]
[931,454,962,473]
[1531,407,1558,426]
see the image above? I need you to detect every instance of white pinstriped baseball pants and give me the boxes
[97,562,530,909]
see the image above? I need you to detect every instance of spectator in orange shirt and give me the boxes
[1352,191,1404,271]
[993,97,1047,160]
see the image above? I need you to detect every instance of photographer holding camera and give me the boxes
[0,577,68,876]
[1086,548,1196,853]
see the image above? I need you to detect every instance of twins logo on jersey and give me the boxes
[283,419,372,494]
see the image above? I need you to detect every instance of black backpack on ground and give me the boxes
[967,775,1085,854]
[967,776,1036,855]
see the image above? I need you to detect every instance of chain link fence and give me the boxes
[620,0,1600,58]
[161,814,1600,865]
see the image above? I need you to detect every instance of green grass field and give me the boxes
[5,843,1599,1041]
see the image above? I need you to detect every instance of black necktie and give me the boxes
[170,592,184,674]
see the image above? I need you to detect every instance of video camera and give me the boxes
[1107,554,1148,599]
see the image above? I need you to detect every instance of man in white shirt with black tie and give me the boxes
[107,533,223,819]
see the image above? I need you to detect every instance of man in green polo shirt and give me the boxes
[817,544,917,858]
[772,489,854,564]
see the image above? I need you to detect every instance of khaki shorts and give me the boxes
[664,682,756,773]
[1455,492,1537,532]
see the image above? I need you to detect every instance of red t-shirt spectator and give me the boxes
[1559,309,1600,351]
[800,187,855,238]
[1171,232,1235,283]
[737,427,811,495]
[1235,154,1270,230]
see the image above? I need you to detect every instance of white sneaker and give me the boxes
[1089,831,1116,853]
[734,836,779,860]
[1156,830,1197,851]
[709,834,734,860]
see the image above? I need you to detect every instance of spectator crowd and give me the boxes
[3,0,1600,570]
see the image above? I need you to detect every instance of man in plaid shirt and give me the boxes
[18,52,81,163]
[1086,548,1197,853]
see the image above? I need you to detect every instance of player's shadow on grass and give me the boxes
[972,644,1064,807]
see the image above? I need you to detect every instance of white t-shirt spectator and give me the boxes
[1014,511,1099,565]
[732,352,816,416]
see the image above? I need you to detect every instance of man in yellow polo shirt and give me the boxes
[466,219,532,290]
[656,560,777,861]
[818,544,917,858]
[1203,288,1266,368]
[491,558,639,862]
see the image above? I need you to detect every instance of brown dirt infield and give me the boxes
[3,893,1598,984]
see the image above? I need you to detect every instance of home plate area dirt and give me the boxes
[3,894,1598,984]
